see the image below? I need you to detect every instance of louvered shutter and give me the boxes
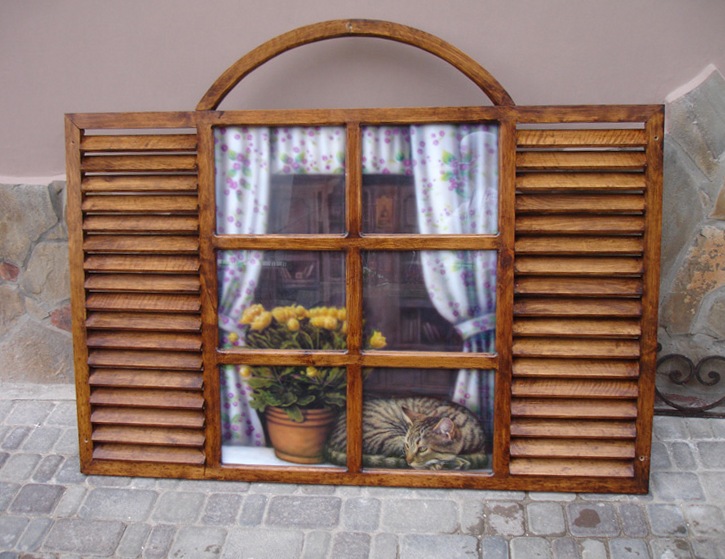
[509,108,663,488]
[65,113,206,475]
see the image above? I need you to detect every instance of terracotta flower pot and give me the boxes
[265,407,338,464]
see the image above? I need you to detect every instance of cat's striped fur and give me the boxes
[324,397,488,470]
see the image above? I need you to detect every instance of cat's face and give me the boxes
[402,409,464,469]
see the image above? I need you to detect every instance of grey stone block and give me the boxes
[266,495,341,528]
[670,441,696,470]
[687,418,715,439]
[648,538,693,559]
[608,538,650,558]
[566,503,620,537]
[510,537,552,559]
[551,537,579,559]
[700,471,725,503]
[79,487,157,521]
[371,533,398,559]
[0,183,59,264]
[42,518,125,556]
[15,517,52,552]
[527,502,566,536]
[0,516,28,551]
[683,504,725,537]
[52,484,86,517]
[482,535,510,559]
[330,532,370,559]
[400,534,479,559]
[152,490,205,523]
[202,492,243,525]
[650,471,705,501]
[45,400,77,427]
[650,441,671,470]
[144,524,177,559]
[647,504,688,537]
[460,498,484,535]
[222,528,304,559]
[381,498,458,533]
[653,416,689,441]
[21,426,62,452]
[0,481,20,511]
[486,501,525,536]
[697,441,725,468]
[0,453,41,482]
[689,537,725,559]
[116,523,151,559]
[10,483,64,514]
[580,539,608,559]
[301,530,331,559]
[31,454,64,483]
[618,503,649,538]
[342,497,380,531]
[1,427,30,450]
[238,493,267,526]
[168,525,227,559]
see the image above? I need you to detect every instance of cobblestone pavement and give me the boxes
[1,384,724,558]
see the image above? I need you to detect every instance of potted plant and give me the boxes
[228,304,386,463]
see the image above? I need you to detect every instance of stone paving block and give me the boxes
[42,518,125,556]
[460,498,484,535]
[551,537,579,559]
[618,503,649,537]
[79,487,157,521]
[528,491,576,502]
[648,538,693,559]
[647,504,688,537]
[342,497,380,531]
[144,524,177,559]
[689,537,725,559]
[510,536,552,559]
[371,533,398,559]
[22,426,61,452]
[653,416,689,440]
[1,426,30,450]
[301,530,331,559]
[266,495,341,529]
[400,534,479,559]
[202,492,243,525]
[485,501,525,536]
[87,474,131,487]
[481,535,509,559]
[31,454,64,483]
[650,441,672,470]
[300,484,336,495]
[53,484,86,517]
[239,493,267,526]
[116,522,151,559]
[651,471,706,501]
[53,427,79,454]
[16,517,52,552]
[0,481,19,511]
[381,498,458,533]
[152,490,205,523]
[0,453,40,482]
[686,418,715,439]
[330,532,370,559]
[0,516,28,550]
[5,400,54,426]
[683,503,725,537]
[45,400,77,427]
[54,455,86,484]
[670,441,696,470]
[10,483,65,514]
[168,525,227,559]
[698,441,725,468]
[700,471,725,503]
[566,503,620,537]
[580,539,608,559]
[222,528,304,559]
[608,538,651,558]
[527,502,566,536]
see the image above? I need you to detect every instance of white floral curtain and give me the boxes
[215,124,498,446]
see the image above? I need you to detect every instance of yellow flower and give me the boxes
[287,318,300,331]
[369,330,387,349]
[250,311,272,331]
[227,332,239,343]
[341,320,347,334]
[336,308,347,321]
[239,366,252,379]
[306,366,320,378]
[310,316,326,328]
[323,316,338,330]
[294,305,308,319]
[240,304,264,325]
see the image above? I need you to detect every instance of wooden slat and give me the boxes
[516,194,644,213]
[86,293,200,313]
[86,331,201,352]
[92,425,204,447]
[91,407,204,428]
[510,439,635,460]
[515,172,645,192]
[90,388,203,409]
[517,129,646,148]
[511,398,638,419]
[89,369,203,390]
[514,277,642,297]
[515,236,643,255]
[85,274,200,293]
[514,298,642,317]
[515,215,645,234]
[92,443,205,465]
[81,134,197,152]
[84,215,199,233]
[513,338,640,359]
[515,256,643,276]
[513,318,641,338]
[84,255,199,273]
[83,235,199,254]
[510,419,636,439]
[82,154,197,173]
[83,175,197,192]
[512,379,639,399]
[86,312,200,332]
[512,358,640,379]
[87,350,202,370]
[517,151,646,171]
[510,458,633,478]
[82,195,198,213]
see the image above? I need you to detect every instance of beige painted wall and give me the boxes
[1,0,725,179]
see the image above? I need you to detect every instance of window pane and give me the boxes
[361,124,499,235]
[218,250,345,348]
[215,126,346,235]
[362,251,497,353]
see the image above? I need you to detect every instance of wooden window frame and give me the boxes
[65,19,663,493]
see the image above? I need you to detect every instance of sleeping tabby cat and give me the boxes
[324,397,488,470]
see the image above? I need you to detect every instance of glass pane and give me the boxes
[341,368,494,471]
[221,364,347,467]
[363,251,497,353]
[361,124,499,235]
[214,126,346,235]
[218,250,345,348]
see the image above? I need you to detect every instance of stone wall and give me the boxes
[659,68,725,361]
[0,181,73,383]
[1,71,724,384]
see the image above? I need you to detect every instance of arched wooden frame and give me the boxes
[65,18,664,494]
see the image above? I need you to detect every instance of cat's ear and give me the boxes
[434,418,459,440]
[401,406,425,425]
